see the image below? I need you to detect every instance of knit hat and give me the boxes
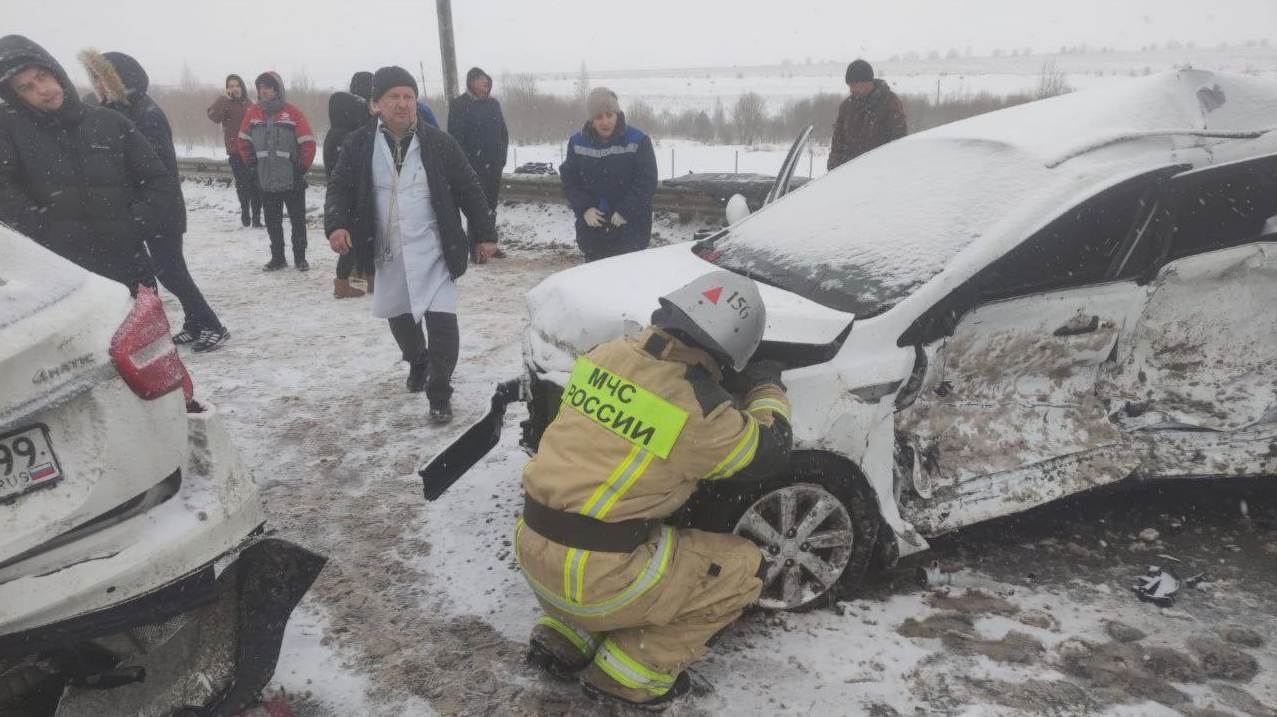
[349,71,373,101]
[845,59,874,84]
[586,87,620,118]
[372,65,417,102]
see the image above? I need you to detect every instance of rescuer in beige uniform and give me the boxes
[516,271,793,710]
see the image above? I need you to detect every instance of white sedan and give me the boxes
[512,69,1277,610]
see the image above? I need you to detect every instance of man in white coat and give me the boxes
[325,66,498,423]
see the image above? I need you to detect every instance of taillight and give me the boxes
[109,287,194,402]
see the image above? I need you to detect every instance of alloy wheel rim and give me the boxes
[733,483,854,610]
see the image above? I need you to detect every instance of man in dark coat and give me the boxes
[324,66,497,423]
[560,87,658,262]
[0,35,176,292]
[324,72,374,299]
[81,49,230,352]
[207,74,260,227]
[827,59,908,170]
[448,67,508,213]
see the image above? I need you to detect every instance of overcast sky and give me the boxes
[13,0,1277,90]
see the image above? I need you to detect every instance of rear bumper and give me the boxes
[0,402,264,636]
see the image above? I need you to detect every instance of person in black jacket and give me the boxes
[447,67,508,214]
[81,49,229,352]
[325,66,497,424]
[324,72,373,299]
[560,87,658,262]
[0,35,176,293]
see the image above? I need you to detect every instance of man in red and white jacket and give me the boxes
[238,71,316,271]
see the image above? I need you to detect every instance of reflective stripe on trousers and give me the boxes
[536,615,600,658]
[594,637,676,696]
[515,519,674,618]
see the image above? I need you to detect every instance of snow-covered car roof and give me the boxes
[710,69,1277,316]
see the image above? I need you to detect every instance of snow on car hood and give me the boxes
[526,244,854,359]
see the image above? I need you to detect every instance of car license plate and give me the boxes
[0,425,63,503]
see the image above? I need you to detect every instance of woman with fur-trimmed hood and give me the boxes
[80,49,229,352]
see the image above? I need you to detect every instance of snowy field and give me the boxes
[456,47,1277,115]
[180,138,825,181]
[177,47,1277,181]
[172,181,1277,716]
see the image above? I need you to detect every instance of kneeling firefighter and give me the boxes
[516,270,792,710]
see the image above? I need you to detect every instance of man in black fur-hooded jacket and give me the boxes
[80,48,229,351]
[0,35,177,292]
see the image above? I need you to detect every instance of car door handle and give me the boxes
[1053,315,1100,337]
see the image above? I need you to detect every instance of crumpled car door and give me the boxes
[899,282,1146,534]
[1102,153,1277,477]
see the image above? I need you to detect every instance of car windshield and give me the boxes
[698,138,1051,315]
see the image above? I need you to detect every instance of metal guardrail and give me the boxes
[177,158,728,218]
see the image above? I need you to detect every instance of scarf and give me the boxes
[259,96,285,116]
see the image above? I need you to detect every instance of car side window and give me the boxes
[898,170,1171,348]
[971,177,1154,304]
[1166,159,1277,261]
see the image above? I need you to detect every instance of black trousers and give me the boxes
[388,311,458,405]
[148,232,222,332]
[227,154,261,220]
[262,187,307,261]
[478,163,503,212]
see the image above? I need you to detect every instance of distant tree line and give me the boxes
[132,63,1072,156]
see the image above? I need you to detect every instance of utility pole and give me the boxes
[436,0,459,104]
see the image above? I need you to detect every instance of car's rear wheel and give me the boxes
[734,482,854,610]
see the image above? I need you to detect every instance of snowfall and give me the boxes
[160,177,1277,717]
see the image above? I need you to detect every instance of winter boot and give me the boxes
[406,357,428,393]
[293,246,309,272]
[581,665,691,713]
[428,399,453,425]
[240,205,251,227]
[333,278,365,299]
[526,623,592,681]
[263,257,287,271]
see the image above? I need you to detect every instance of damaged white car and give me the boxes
[0,228,324,716]
[429,69,1277,611]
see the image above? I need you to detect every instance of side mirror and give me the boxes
[725,194,750,226]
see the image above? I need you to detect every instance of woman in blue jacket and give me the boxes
[559,87,658,262]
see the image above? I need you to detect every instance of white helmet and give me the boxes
[654,271,766,371]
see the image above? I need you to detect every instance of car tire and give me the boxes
[739,464,879,610]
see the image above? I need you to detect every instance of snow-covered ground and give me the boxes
[171,181,1277,716]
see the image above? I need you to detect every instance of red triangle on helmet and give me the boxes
[702,287,723,304]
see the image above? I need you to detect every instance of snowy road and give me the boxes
[171,181,1277,716]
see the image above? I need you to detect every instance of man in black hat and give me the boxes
[0,35,176,292]
[325,65,497,424]
[827,59,907,170]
